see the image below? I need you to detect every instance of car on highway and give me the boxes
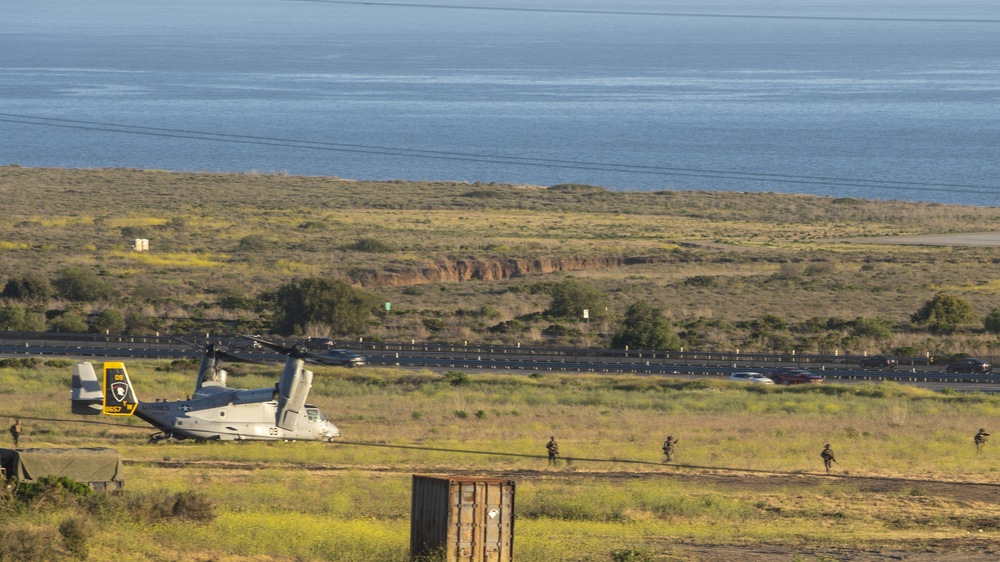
[227,339,262,353]
[768,367,824,385]
[729,371,774,384]
[945,358,992,374]
[859,355,897,370]
[316,349,367,368]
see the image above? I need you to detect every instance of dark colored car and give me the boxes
[859,355,897,370]
[768,368,824,385]
[945,358,992,374]
[316,349,367,368]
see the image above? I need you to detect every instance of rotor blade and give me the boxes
[239,335,340,366]
[171,335,202,351]
[215,350,274,365]
[214,348,255,363]
[242,335,309,358]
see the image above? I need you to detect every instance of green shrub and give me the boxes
[123,489,176,523]
[545,278,607,320]
[489,319,525,334]
[461,189,502,199]
[0,358,40,369]
[43,359,73,368]
[52,266,113,302]
[89,308,125,334]
[237,234,268,251]
[611,300,681,351]
[172,491,217,522]
[548,183,607,193]
[269,277,379,337]
[984,307,1000,334]
[48,309,89,333]
[163,358,199,372]
[911,293,974,333]
[0,304,45,332]
[610,547,653,562]
[444,371,469,386]
[345,238,395,253]
[347,374,387,388]
[103,489,217,524]
[58,517,91,560]
[0,526,56,562]
[684,275,716,287]
[1,273,52,303]
[15,476,92,505]
[422,318,445,332]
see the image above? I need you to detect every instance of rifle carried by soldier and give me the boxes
[821,444,837,473]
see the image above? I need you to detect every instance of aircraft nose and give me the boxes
[326,422,341,438]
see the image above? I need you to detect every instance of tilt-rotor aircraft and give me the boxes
[71,337,341,443]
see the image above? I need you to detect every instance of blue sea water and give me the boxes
[2,0,999,205]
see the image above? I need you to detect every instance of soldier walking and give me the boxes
[546,436,559,465]
[975,428,990,453]
[821,444,837,473]
[662,436,678,462]
[9,419,22,448]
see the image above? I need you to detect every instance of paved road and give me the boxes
[4,337,997,393]
[846,231,1000,247]
[365,353,999,392]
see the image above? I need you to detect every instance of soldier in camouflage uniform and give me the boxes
[821,444,836,473]
[975,428,990,453]
[9,419,22,448]
[662,436,677,462]
[546,436,559,465]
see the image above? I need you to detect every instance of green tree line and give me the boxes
[3,268,1000,355]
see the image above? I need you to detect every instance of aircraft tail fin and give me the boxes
[71,362,104,415]
[102,362,139,416]
[276,358,313,431]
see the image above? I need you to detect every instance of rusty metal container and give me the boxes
[410,475,515,562]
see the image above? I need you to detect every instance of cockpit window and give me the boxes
[307,408,325,422]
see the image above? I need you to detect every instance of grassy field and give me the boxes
[4,166,1000,356]
[4,360,1000,560]
[5,166,1000,558]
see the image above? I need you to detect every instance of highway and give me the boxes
[1,333,997,392]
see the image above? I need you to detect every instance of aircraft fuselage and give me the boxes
[137,397,340,441]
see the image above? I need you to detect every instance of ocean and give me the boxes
[2,0,999,205]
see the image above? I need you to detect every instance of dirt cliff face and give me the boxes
[353,257,656,287]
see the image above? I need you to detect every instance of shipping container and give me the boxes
[411,475,515,562]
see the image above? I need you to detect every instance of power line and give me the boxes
[9,415,1000,486]
[2,112,996,197]
[0,414,149,430]
[287,1,1000,24]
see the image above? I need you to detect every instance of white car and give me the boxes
[729,371,774,384]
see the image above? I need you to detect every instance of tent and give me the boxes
[0,447,124,490]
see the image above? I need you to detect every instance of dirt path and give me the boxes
[135,458,1000,503]
[845,232,1000,247]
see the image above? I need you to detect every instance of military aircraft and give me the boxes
[70,337,341,443]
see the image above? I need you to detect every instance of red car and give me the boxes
[769,368,824,385]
